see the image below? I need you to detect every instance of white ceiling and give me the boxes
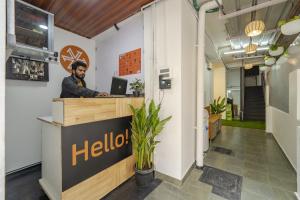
[204,0,295,69]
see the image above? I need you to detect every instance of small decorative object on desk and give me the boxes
[130,100,171,187]
[130,78,144,97]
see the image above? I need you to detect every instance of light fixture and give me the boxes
[223,49,245,55]
[223,46,269,55]
[39,24,48,30]
[244,63,253,70]
[245,20,265,37]
[245,44,258,54]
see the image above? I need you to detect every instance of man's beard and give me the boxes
[75,73,85,80]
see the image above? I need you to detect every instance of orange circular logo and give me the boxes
[60,45,90,73]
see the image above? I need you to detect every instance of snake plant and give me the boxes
[130,100,171,170]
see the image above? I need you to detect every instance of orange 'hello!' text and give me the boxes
[72,129,129,166]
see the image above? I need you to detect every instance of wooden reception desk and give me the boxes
[38,97,144,200]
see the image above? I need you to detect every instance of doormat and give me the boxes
[199,166,242,200]
[102,177,162,200]
[212,146,234,156]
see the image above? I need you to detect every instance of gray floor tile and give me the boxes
[146,126,297,200]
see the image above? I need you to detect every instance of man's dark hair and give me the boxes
[71,61,87,71]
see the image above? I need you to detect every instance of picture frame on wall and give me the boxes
[6,56,49,82]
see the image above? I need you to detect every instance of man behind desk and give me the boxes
[60,61,107,98]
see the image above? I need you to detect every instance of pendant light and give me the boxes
[244,63,253,70]
[245,20,265,37]
[245,44,258,54]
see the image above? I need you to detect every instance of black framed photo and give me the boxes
[6,57,49,82]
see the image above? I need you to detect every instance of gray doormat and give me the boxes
[199,166,242,200]
[212,146,234,156]
[102,177,162,200]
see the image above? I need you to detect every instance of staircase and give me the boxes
[244,86,265,121]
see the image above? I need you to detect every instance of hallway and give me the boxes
[146,126,297,200]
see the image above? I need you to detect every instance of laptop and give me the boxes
[96,77,127,98]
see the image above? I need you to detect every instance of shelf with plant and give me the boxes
[278,15,300,36]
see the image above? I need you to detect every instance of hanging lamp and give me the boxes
[245,20,265,37]
[245,44,258,54]
[244,63,253,70]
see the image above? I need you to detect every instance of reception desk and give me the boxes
[38,97,144,200]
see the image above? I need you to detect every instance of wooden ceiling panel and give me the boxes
[23,0,153,38]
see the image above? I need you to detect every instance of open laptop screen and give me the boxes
[110,77,128,95]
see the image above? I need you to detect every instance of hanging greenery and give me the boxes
[193,0,200,12]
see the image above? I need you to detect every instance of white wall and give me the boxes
[213,65,226,99]
[145,0,183,180]
[181,0,197,178]
[0,0,6,197]
[144,0,197,180]
[93,13,144,94]
[5,27,96,172]
[213,65,226,118]
[267,69,300,170]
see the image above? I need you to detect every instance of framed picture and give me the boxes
[6,57,49,82]
[119,48,141,76]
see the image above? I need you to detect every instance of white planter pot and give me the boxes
[281,19,300,35]
[276,55,289,65]
[269,47,284,57]
[288,45,300,55]
[259,66,270,72]
[265,57,276,66]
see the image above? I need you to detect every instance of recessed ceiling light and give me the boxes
[223,49,245,55]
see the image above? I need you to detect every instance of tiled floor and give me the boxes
[146,126,297,200]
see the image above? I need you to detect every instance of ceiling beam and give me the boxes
[226,28,279,40]
[219,0,288,20]
[276,0,300,48]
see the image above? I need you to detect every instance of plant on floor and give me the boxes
[210,97,226,114]
[130,100,171,186]
[130,78,144,97]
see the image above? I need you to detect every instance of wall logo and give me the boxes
[60,45,90,73]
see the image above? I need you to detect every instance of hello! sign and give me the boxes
[61,116,132,191]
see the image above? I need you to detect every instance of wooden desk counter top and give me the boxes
[52,97,144,127]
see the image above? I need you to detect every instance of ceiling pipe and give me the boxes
[219,0,288,20]
[196,0,222,168]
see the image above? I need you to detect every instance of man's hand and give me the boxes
[96,92,109,97]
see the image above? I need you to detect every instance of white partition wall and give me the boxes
[0,0,6,197]
[144,0,198,180]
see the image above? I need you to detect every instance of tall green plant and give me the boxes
[210,97,226,114]
[130,100,171,170]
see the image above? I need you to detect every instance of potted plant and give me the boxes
[210,97,226,116]
[210,97,226,132]
[268,44,284,57]
[278,16,300,36]
[130,78,144,97]
[259,65,271,72]
[264,56,276,66]
[130,100,171,187]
